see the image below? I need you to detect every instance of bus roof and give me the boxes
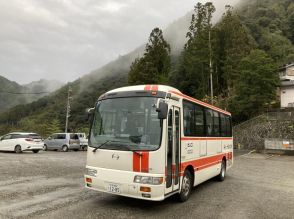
[106,85,231,116]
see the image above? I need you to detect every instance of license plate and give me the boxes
[107,184,120,194]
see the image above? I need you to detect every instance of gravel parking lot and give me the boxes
[0,150,293,219]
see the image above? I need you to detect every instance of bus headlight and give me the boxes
[85,168,97,177]
[134,176,164,185]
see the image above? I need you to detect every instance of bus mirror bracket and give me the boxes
[156,101,168,120]
[85,107,94,122]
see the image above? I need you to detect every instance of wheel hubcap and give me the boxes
[182,175,190,196]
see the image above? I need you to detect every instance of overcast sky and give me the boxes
[0,0,239,85]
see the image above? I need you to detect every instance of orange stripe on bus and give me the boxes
[228,152,233,160]
[195,161,221,171]
[133,153,141,172]
[180,153,227,172]
[141,152,149,173]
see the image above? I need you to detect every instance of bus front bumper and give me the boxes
[84,166,166,201]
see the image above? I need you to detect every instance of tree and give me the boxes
[44,118,62,137]
[259,32,294,65]
[213,6,252,95]
[230,49,278,121]
[128,28,171,85]
[172,2,215,99]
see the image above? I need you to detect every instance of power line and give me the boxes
[0,91,50,95]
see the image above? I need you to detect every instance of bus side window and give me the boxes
[213,111,220,137]
[225,116,232,137]
[183,101,195,136]
[205,109,213,137]
[220,114,226,137]
[195,105,205,136]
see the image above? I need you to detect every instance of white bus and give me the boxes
[85,85,233,202]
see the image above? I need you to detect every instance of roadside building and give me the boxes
[279,63,294,108]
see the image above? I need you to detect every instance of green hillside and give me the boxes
[238,0,294,65]
[0,0,293,137]
[0,76,26,112]
[0,76,64,112]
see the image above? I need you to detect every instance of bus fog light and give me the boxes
[134,176,163,185]
[85,168,97,177]
[140,186,151,192]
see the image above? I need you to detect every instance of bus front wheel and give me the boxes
[178,170,192,202]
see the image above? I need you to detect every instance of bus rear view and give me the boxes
[85,85,233,202]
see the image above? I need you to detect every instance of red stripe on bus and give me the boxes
[169,90,231,116]
[141,152,149,173]
[151,85,158,91]
[196,161,221,171]
[228,152,233,160]
[181,137,233,141]
[180,153,227,173]
[133,153,141,172]
[144,85,151,90]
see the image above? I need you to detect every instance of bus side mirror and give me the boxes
[156,102,168,120]
[85,108,94,122]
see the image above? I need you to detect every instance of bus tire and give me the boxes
[178,170,192,202]
[217,159,226,181]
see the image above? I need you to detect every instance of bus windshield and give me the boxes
[89,97,162,151]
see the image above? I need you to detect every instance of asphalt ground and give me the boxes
[0,150,293,219]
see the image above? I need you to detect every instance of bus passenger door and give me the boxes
[165,107,180,195]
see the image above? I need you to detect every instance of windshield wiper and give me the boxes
[92,140,130,152]
[92,140,143,156]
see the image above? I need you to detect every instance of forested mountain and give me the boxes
[0,76,26,112]
[0,76,63,112]
[0,0,293,137]
[238,0,294,65]
[24,79,64,95]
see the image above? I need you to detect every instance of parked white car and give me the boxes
[76,133,88,150]
[0,132,44,153]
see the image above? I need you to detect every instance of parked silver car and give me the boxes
[44,133,80,152]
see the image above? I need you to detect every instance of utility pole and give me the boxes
[209,29,213,105]
[65,85,72,133]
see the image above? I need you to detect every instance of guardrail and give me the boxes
[265,138,294,151]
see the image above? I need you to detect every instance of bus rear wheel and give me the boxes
[178,170,192,202]
[217,159,226,181]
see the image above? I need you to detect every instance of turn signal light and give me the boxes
[140,186,151,192]
[86,177,92,183]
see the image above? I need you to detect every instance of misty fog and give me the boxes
[0,0,241,85]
